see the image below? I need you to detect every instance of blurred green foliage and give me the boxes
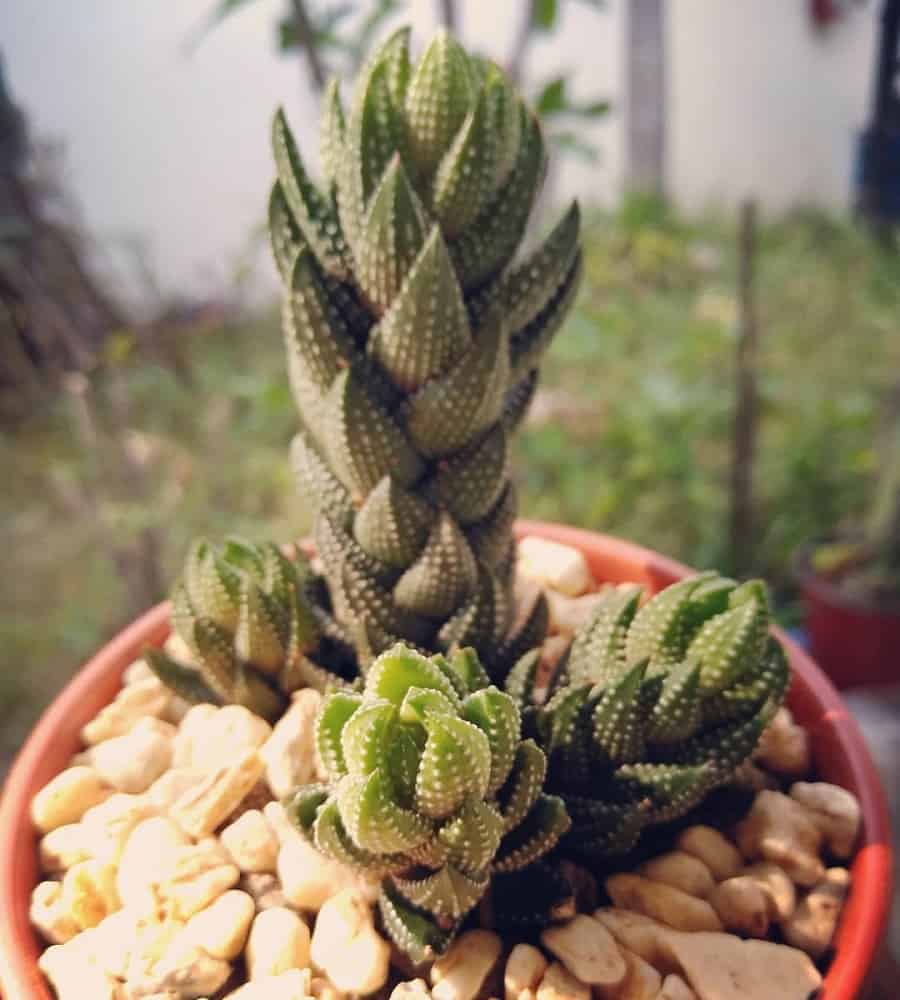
[3,198,899,764]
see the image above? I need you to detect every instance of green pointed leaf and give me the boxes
[432,85,497,237]
[283,783,329,838]
[690,594,769,693]
[394,512,478,619]
[445,647,492,694]
[269,181,304,281]
[592,661,647,764]
[701,640,788,725]
[415,714,491,818]
[624,575,710,670]
[183,539,240,632]
[231,664,285,720]
[143,649,222,707]
[450,109,546,292]
[290,432,355,527]
[341,699,397,776]
[461,687,520,794]
[614,762,715,823]
[320,78,345,191]
[317,690,363,782]
[314,798,404,875]
[272,107,348,277]
[338,770,433,854]
[234,580,285,674]
[392,864,488,920]
[437,566,508,655]
[355,155,428,315]
[406,309,510,458]
[503,649,541,712]
[283,247,360,398]
[278,651,344,696]
[171,579,197,650]
[484,63,522,188]
[380,26,412,105]
[493,794,570,873]
[426,653,471,702]
[367,643,461,707]
[378,884,455,965]
[339,557,433,646]
[511,251,583,380]
[646,661,702,744]
[191,618,239,701]
[494,590,549,678]
[501,370,539,435]
[437,795,504,875]
[432,424,508,525]
[567,585,641,687]
[404,30,477,178]
[354,475,435,568]
[368,226,471,392]
[496,738,546,832]
[508,199,580,323]
[466,482,517,570]
[339,53,407,250]
[325,367,425,500]
[399,684,458,723]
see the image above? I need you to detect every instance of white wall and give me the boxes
[665,0,878,215]
[2,1,622,306]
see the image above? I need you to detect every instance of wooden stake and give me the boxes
[730,199,759,576]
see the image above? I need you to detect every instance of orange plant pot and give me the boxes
[0,522,893,1000]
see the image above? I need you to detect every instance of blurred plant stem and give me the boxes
[62,371,165,618]
[437,0,457,30]
[288,0,326,92]
[730,199,759,577]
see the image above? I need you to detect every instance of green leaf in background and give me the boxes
[533,0,559,30]
[549,131,599,161]
[535,77,610,121]
[536,77,567,116]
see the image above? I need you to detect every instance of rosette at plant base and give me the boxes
[506,573,790,858]
[270,27,581,674]
[145,537,346,721]
[285,643,571,962]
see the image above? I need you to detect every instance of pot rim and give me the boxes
[793,542,900,619]
[0,522,893,1000]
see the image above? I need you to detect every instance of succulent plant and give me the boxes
[145,537,347,721]
[270,27,581,673]
[285,642,571,962]
[506,573,789,858]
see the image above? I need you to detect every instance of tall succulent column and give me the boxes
[270,28,582,672]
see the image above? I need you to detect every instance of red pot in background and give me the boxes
[796,548,900,690]
[0,523,893,1000]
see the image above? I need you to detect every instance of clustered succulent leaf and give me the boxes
[271,27,581,672]
[145,538,345,721]
[285,643,570,962]
[507,573,789,858]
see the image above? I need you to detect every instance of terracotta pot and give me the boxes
[0,522,893,1000]
[796,548,900,689]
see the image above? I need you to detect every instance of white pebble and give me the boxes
[246,906,311,979]
[170,749,265,839]
[261,688,322,799]
[311,889,390,995]
[84,717,175,793]
[31,766,112,834]
[431,929,502,1000]
[220,809,279,873]
[81,678,171,745]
